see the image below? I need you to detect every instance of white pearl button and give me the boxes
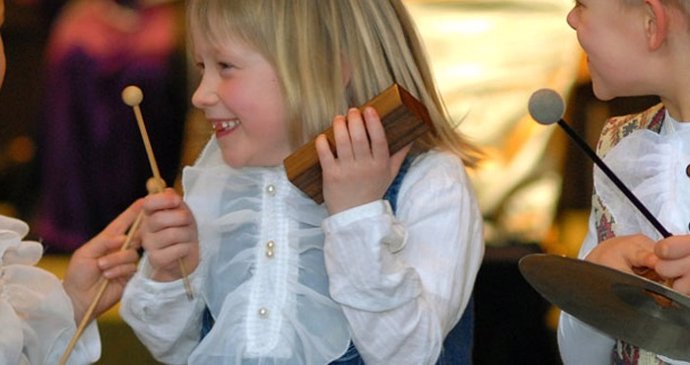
[266,240,275,258]
[266,184,276,196]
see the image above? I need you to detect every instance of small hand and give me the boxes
[140,188,200,282]
[654,234,690,295]
[584,234,657,275]
[63,199,143,325]
[315,107,410,214]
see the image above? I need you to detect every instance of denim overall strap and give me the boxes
[200,305,214,340]
[382,155,414,213]
[436,298,475,365]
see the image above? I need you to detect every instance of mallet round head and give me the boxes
[528,88,565,125]
[122,85,144,107]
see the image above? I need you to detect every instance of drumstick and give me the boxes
[122,86,163,182]
[122,85,194,300]
[528,88,672,239]
[529,88,676,292]
[59,211,144,365]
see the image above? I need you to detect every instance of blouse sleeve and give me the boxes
[0,215,100,365]
[557,210,616,365]
[321,152,484,365]
[119,258,206,364]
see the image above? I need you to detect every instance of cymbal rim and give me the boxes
[519,253,690,361]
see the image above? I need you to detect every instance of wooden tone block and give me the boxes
[284,83,434,204]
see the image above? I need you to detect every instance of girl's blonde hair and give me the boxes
[188,0,480,166]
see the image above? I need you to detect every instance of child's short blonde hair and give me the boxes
[187,0,480,166]
[622,0,690,15]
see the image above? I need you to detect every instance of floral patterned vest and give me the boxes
[591,104,667,365]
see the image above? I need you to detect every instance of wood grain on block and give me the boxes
[284,84,434,203]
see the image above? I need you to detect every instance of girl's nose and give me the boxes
[191,76,218,108]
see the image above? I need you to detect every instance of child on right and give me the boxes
[558,1,690,364]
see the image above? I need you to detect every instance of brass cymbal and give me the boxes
[519,253,690,361]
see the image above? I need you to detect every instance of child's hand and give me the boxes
[584,234,657,275]
[315,107,411,215]
[140,188,200,282]
[63,199,143,325]
[654,235,690,295]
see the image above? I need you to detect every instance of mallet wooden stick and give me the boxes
[122,85,194,300]
[60,86,194,364]
[59,212,144,365]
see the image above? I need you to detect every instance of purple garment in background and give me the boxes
[34,2,187,252]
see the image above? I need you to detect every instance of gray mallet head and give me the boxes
[528,88,565,125]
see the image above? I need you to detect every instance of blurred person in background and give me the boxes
[33,0,188,252]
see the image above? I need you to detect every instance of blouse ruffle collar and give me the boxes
[181,139,350,364]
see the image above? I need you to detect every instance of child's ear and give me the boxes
[644,0,668,50]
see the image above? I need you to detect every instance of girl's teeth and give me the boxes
[216,120,240,131]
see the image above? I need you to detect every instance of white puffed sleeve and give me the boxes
[0,215,100,365]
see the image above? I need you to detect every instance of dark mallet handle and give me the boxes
[556,118,671,238]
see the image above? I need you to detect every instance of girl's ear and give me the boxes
[644,0,668,50]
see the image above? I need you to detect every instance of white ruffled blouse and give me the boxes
[120,138,484,365]
[559,111,690,365]
[0,215,100,365]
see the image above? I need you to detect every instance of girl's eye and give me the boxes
[218,62,237,77]
[194,62,205,74]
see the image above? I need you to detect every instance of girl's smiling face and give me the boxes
[191,29,292,168]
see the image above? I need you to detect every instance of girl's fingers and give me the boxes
[347,108,371,160]
[315,134,335,168]
[146,242,192,273]
[363,107,389,160]
[143,189,183,213]
[102,262,139,280]
[101,233,141,253]
[145,205,195,234]
[98,248,139,270]
[390,143,412,173]
[332,115,353,161]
